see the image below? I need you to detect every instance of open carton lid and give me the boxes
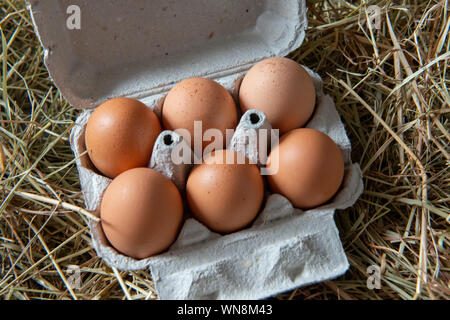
[28,0,307,109]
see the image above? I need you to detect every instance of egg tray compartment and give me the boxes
[69,67,364,300]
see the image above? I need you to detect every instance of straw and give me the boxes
[0,0,448,300]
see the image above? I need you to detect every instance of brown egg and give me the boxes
[186,150,264,233]
[100,168,183,259]
[267,128,344,209]
[162,78,238,152]
[239,57,316,134]
[85,97,162,179]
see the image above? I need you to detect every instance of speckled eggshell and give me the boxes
[186,149,264,234]
[267,128,344,209]
[239,57,316,134]
[100,168,183,260]
[85,97,162,179]
[161,78,238,152]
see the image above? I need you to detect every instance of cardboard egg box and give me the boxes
[29,0,364,299]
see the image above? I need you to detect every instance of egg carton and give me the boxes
[28,0,364,299]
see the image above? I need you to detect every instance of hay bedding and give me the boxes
[0,0,449,300]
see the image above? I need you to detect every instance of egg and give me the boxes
[85,97,162,178]
[239,57,316,134]
[186,149,264,233]
[267,128,344,209]
[100,168,183,259]
[162,78,238,152]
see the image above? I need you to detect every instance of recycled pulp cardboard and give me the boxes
[29,0,363,299]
